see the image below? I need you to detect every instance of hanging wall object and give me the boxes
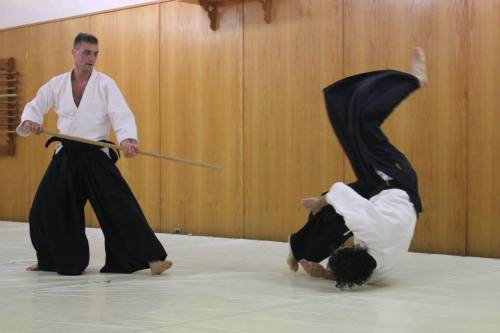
[183,0,273,31]
[0,58,19,156]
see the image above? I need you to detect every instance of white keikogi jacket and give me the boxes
[17,69,137,144]
[326,182,417,283]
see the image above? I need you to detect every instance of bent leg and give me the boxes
[323,70,420,184]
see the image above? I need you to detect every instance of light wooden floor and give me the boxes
[1,220,499,333]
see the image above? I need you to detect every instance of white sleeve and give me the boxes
[105,79,138,144]
[325,182,382,240]
[16,80,55,136]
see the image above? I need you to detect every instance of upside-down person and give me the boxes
[287,48,427,288]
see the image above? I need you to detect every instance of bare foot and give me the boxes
[411,47,427,86]
[287,235,298,272]
[26,264,39,271]
[149,260,173,275]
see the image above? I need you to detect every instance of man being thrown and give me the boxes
[17,33,172,275]
[287,48,427,288]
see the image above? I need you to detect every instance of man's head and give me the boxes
[328,245,377,288]
[72,33,99,73]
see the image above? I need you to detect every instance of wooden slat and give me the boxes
[244,0,344,241]
[159,1,243,237]
[466,0,500,258]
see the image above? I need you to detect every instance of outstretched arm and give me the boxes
[300,259,334,280]
[301,195,328,215]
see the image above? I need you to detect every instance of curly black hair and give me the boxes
[327,246,377,289]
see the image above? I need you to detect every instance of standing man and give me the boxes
[287,48,427,288]
[17,33,172,275]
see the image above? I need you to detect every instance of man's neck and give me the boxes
[72,68,92,82]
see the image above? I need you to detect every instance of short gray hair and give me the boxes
[73,33,98,49]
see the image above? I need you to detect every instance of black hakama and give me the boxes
[29,139,167,275]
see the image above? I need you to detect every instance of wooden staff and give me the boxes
[39,130,223,171]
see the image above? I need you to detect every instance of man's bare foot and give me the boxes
[287,235,298,272]
[26,264,39,271]
[411,47,427,86]
[149,260,173,275]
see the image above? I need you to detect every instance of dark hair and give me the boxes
[73,33,98,49]
[328,246,377,289]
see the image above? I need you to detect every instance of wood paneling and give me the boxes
[0,0,499,259]
[91,4,161,230]
[243,0,344,241]
[27,18,91,224]
[159,1,243,237]
[344,0,468,255]
[467,0,500,257]
[0,28,29,221]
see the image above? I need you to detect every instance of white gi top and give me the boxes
[325,181,417,283]
[16,70,137,144]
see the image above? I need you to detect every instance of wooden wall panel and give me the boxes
[27,18,92,224]
[467,0,500,258]
[0,28,29,221]
[159,1,243,237]
[344,0,468,255]
[244,0,344,241]
[91,4,161,230]
[0,0,499,260]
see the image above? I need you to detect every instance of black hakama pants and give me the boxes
[29,140,167,275]
[290,70,421,263]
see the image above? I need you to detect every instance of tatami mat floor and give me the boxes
[1,220,499,333]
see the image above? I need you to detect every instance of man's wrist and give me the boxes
[122,138,138,145]
[319,195,328,209]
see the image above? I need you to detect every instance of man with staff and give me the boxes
[17,33,172,275]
